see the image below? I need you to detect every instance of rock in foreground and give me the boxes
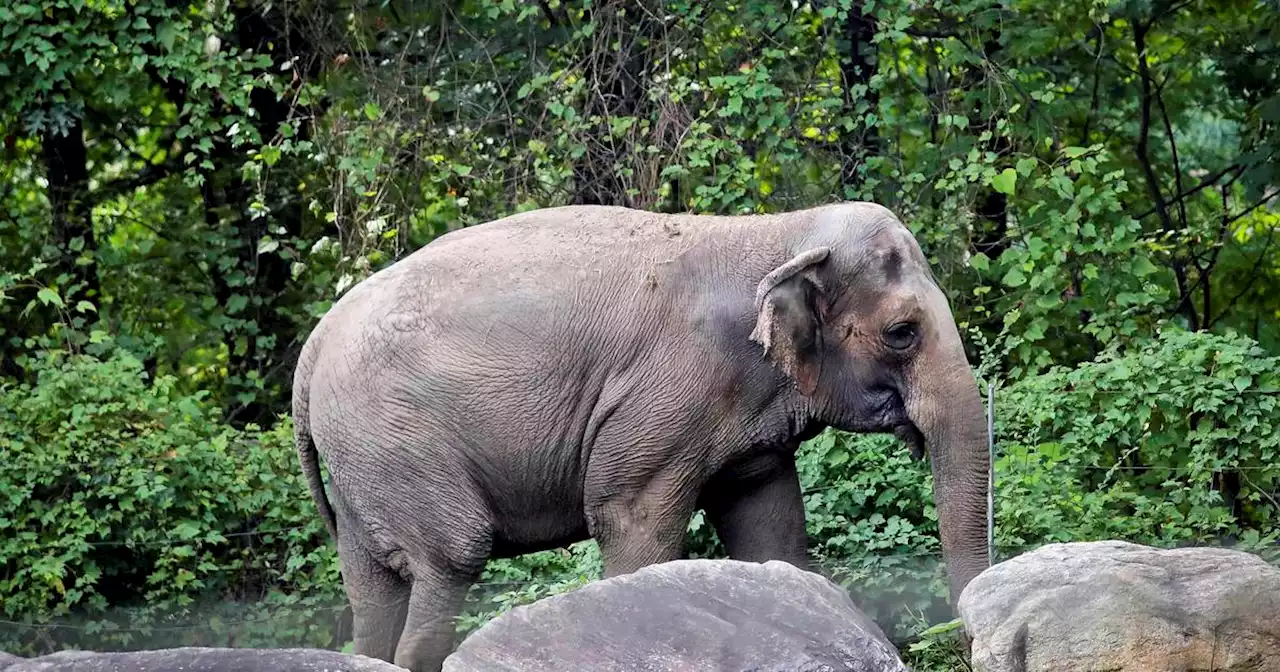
[958,540,1280,672]
[445,558,908,672]
[0,647,408,672]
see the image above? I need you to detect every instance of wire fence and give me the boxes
[43,527,315,550]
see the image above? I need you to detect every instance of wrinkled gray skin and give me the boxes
[293,202,991,672]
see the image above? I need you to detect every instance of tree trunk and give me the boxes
[967,33,1010,262]
[42,117,99,304]
[569,0,655,207]
[838,3,879,197]
[200,5,316,426]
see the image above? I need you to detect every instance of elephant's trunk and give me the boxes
[906,299,991,607]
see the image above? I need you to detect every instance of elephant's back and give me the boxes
[323,206,726,352]
[303,206,712,421]
[393,204,727,294]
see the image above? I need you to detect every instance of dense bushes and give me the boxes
[0,347,340,654]
[995,328,1280,552]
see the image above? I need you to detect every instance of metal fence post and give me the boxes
[986,383,996,565]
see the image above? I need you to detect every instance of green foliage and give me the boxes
[6,0,1279,411]
[455,542,602,635]
[3,0,1280,667]
[0,346,339,654]
[0,0,326,421]
[962,147,1170,375]
[995,328,1280,552]
[902,616,969,671]
[798,430,945,636]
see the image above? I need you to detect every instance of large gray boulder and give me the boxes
[0,647,408,672]
[445,558,908,672]
[958,540,1280,671]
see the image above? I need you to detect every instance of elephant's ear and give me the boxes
[749,247,831,396]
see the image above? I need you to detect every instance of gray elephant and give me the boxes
[293,201,991,672]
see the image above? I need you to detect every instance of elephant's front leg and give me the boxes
[585,468,700,577]
[700,453,809,568]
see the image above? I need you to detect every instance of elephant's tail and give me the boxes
[293,335,338,540]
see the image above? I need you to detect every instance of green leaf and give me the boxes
[1035,295,1061,309]
[970,253,991,272]
[363,102,381,121]
[36,287,63,308]
[226,294,248,314]
[75,300,96,313]
[1130,255,1158,277]
[918,617,963,637]
[172,521,202,540]
[1063,146,1090,158]
[992,168,1018,195]
[157,21,177,52]
[1015,157,1037,176]
[1001,267,1028,288]
[257,237,280,255]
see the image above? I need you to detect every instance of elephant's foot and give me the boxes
[393,569,474,672]
[340,538,411,663]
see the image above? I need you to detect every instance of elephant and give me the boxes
[292,201,991,672]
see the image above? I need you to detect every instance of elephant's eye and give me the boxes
[882,321,918,350]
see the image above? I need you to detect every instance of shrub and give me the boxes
[0,348,341,653]
[797,430,945,637]
[994,327,1280,555]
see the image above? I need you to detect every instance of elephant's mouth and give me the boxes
[893,423,926,461]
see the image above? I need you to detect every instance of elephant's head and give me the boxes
[749,203,990,605]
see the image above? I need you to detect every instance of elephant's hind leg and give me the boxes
[338,534,410,663]
[393,560,483,672]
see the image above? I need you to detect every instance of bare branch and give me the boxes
[904,27,960,40]
[1079,22,1106,145]
[1129,163,1244,221]
[1222,188,1280,228]
[1147,0,1198,28]
[1154,73,1188,229]
[1208,220,1278,329]
[1133,26,1173,234]
[1134,20,1198,329]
